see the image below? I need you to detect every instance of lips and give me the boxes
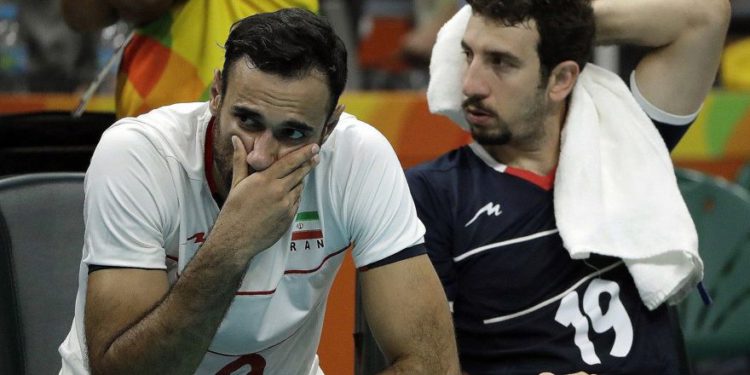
[464,106,494,127]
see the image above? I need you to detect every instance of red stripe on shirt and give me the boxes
[236,289,277,296]
[234,245,349,295]
[505,165,556,191]
[284,246,348,275]
[291,230,324,241]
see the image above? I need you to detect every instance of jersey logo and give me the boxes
[290,211,324,251]
[187,232,206,244]
[465,202,503,227]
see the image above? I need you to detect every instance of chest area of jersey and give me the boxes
[453,171,557,259]
[447,168,671,370]
[168,179,349,353]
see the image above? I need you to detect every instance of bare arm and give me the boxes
[61,0,119,32]
[61,0,181,31]
[85,138,319,374]
[359,254,460,375]
[107,0,182,25]
[593,0,731,115]
[401,0,459,66]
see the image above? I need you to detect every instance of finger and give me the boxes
[281,157,319,192]
[231,136,249,188]
[268,143,319,179]
[289,182,304,210]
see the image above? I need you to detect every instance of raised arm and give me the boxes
[593,0,731,115]
[359,255,461,374]
[85,136,319,374]
[61,0,180,31]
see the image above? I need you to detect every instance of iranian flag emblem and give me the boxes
[292,211,323,241]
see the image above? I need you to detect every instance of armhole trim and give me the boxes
[358,244,427,271]
[630,70,700,126]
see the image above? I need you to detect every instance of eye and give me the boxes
[238,115,263,131]
[278,127,307,141]
[489,54,516,70]
[490,56,507,67]
[462,49,473,63]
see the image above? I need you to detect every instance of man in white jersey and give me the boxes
[58,8,460,375]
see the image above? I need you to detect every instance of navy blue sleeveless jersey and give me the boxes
[406,120,689,375]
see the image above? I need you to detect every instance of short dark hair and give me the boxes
[222,8,348,116]
[467,0,595,79]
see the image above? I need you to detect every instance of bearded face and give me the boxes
[464,83,549,146]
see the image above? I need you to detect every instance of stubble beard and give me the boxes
[212,114,235,195]
[470,121,512,146]
[469,87,549,147]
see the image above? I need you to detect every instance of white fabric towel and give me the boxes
[426,7,703,310]
[427,4,471,130]
[557,63,702,310]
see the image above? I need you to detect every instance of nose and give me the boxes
[462,60,490,100]
[245,130,279,171]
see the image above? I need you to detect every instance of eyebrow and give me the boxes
[461,40,522,66]
[488,50,522,66]
[231,105,315,132]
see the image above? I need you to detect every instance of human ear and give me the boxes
[319,104,345,145]
[209,69,223,116]
[546,61,580,103]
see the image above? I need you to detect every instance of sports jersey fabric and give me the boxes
[406,87,692,374]
[116,0,318,119]
[58,102,424,374]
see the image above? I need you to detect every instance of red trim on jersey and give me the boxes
[208,330,294,356]
[234,245,349,295]
[284,246,348,274]
[236,289,278,296]
[204,117,218,195]
[166,254,178,261]
[505,165,557,191]
[291,230,324,241]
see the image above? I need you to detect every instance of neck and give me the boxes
[212,160,229,203]
[482,104,566,176]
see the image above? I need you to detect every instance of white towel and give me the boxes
[427,4,471,130]
[557,63,702,309]
[427,7,703,310]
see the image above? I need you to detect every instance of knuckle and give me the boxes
[270,184,286,199]
[283,195,296,208]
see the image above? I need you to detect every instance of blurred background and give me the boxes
[1,0,749,178]
[1,1,749,374]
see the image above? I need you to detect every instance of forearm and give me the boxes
[106,0,181,26]
[61,0,179,31]
[379,344,459,375]
[594,0,730,115]
[61,0,119,32]
[594,0,730,47]
[379,356,428,375]
[90,231,259,374]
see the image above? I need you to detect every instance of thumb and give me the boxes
[231,136,249,188]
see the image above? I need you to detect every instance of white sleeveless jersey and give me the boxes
[58,102,425,375]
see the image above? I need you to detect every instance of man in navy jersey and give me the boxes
[407,0,731,374]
